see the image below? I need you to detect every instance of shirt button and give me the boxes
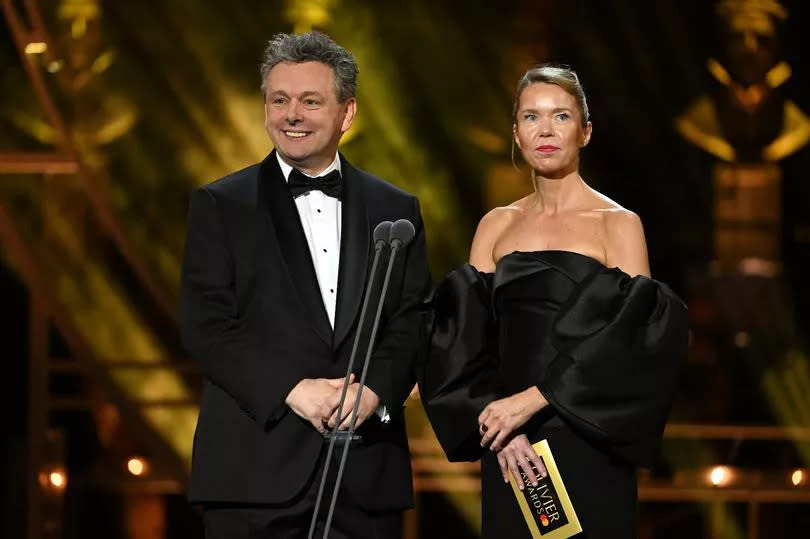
[323,249,327,253]
[317,209,322,213]
[330,289,335,293]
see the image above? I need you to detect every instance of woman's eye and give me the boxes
[556,112,570,121]
[523,114,536,121]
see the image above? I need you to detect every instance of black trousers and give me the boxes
[202,448,403,539]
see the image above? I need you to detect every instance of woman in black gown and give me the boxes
[419,65,688,538]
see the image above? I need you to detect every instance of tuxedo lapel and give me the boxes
[259,152,332,346]
[333,156,370,350]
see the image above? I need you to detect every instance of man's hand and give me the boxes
[327,383,381,431]
[478,386,548,450]
[285,375,354,433]
[496,434,547,490]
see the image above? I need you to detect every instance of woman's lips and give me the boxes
[536,145,559,153]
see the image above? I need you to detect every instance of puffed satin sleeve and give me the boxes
[539,268,689,467]
[417,265,501,462]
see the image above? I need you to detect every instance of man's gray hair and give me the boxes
[260,31,358,103]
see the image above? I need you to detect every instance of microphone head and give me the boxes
[389,219,415,248]
[373,221,393,247]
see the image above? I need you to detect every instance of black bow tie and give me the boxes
[288,168,343,199]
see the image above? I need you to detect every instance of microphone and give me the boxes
[373,220,393,248]
[308,220,392,539]
[389,218,415,249]
[320,218,416,538]
[325,219,391,449]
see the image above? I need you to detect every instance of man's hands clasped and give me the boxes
[285,374,381,434]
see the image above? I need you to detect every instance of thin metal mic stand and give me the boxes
[320,219,416,539]
[307,221,393,539]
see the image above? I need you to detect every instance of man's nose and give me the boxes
[285,101,303,123]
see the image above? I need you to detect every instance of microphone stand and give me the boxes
[320,219,415,539]
[307,221,392,539]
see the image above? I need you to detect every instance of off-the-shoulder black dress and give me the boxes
[418,250,689,538]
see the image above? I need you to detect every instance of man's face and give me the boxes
[264,61,356,175]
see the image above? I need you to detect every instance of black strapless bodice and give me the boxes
[493,251,605,396]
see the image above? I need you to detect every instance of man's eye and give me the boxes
[304,99,319,106]
[523,114,536,121]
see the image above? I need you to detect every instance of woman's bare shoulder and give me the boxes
[585,186,625,211]
[602,205,643,234]
[470,199,528,271]
[585,187,649,275]
[478,200,525,231]
[585,188,641,224]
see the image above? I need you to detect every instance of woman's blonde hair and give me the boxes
[512,64,589,127]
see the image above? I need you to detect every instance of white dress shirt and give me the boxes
[276,152,389,423]
[276,152,342,328]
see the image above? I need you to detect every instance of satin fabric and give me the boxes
[418,250,689,538]
[418,264,501,462]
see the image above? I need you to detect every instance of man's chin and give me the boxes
[275,148,311,166]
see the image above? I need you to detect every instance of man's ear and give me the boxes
[341,98,357,133]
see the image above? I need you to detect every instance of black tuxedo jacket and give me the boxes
[180,151,430,510]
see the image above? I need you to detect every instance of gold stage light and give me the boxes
[708,466,733,487]
[24,42,48,54]
[127,457,149,477]
[49,471,65,488]
[38,468,67,493]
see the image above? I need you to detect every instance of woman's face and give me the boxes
[513,83,592,179]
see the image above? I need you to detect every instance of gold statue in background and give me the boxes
[677,0,810,272]
[676,0,810,163]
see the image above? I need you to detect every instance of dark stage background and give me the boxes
[2,1,810,537]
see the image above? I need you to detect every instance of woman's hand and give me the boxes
[496,434,548,489]
[478,386,548,450]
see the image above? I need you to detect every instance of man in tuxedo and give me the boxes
[180,31,430,538]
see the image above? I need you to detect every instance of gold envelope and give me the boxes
[508,439,583,538]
